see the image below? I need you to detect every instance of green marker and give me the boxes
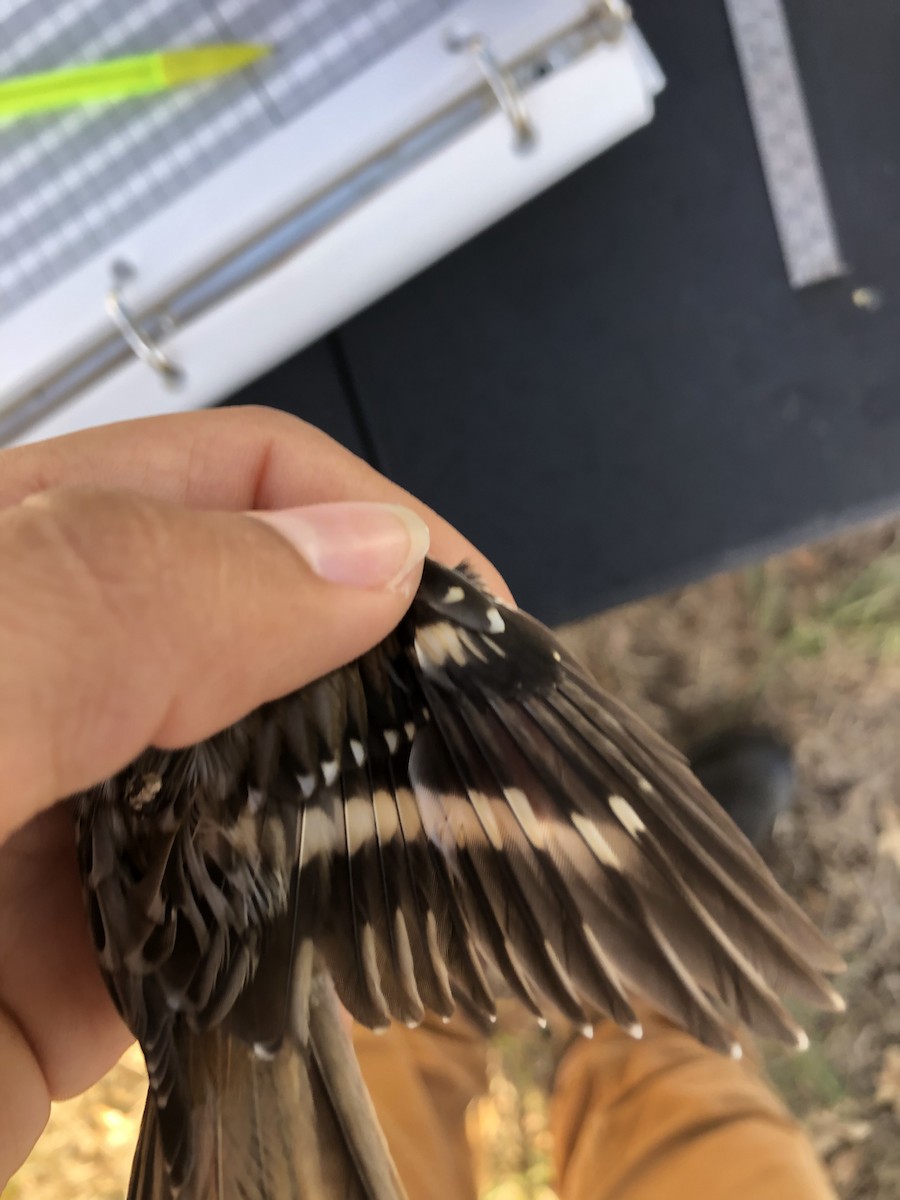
[0,44,270,117]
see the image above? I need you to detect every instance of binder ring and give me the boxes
[105,262,182,384]
[446,32,535,148]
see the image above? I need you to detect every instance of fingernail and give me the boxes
[251,502,430,590]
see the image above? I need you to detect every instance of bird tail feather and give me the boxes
[128,969,407,1200]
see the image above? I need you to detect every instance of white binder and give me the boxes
[0,0,663,446]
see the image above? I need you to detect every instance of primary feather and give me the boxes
[75,559,843,1199]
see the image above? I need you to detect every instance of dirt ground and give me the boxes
[6,517,900,1199]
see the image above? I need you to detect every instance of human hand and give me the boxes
[0,405,510,1186]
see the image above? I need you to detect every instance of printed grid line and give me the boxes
[0,0,461,318]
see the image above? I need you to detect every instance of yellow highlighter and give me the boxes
[0,44,270,118]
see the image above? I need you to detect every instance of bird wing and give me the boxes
[76,557,844,1196]
[294,559,843,1056]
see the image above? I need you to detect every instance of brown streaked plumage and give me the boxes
[75,559,844,1199]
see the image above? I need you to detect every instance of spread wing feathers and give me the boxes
[126,967,406,1200]
[388,562,842,1050]
[76,558,844,1196]
[249,558,840,1053]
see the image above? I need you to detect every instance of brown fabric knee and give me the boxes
[551,1012,836,1200]
[356,1008,834,1200]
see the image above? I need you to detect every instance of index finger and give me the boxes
[0,406,512,602]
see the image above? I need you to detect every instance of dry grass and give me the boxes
[6,517,900,1199]
[4,1044,145,1200]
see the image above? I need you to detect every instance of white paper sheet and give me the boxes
[0,0,463,318]
[0,0,663,443]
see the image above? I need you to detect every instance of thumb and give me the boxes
[0,487,429,834]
